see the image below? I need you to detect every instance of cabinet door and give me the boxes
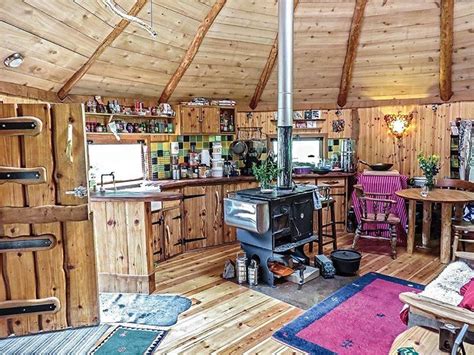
[201,107,220,134]
[151,211,164,263]
[222,184,237,243]
[205,185,223,246]
[180,106,201,134]
[183,186,207,250]
[163,207,183,259]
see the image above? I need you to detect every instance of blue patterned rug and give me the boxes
[91,325,167,354]
[100,293,192,327]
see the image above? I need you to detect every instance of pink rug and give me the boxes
[273,273,423,354]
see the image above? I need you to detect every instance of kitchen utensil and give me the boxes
[312,167,331,175]
[359,160,393,171]
[330,249,361,275]
[268,262,294,277]
[230,140,248,156]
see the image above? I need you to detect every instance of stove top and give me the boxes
[235,185,316,201]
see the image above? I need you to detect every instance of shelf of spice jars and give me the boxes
[85,112,175,121]
[86,132,173,143]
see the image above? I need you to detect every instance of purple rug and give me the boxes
[273,272,423,354]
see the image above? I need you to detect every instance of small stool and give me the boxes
[310,198,337,254]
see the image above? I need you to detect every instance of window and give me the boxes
[269,136,325,165]
[88,143,145,182]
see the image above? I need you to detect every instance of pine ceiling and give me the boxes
[0,0,473,109]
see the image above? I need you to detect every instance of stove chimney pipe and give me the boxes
[277,0,294,190]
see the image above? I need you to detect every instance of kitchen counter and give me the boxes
[90,190,183,202]
[156,172,355,190]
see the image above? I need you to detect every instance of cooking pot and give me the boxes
[330,249,361,275]
[359,160,393,171]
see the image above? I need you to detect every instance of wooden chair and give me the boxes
[400,251,474,333]
[352,185,401,258]
[436,179,474,260]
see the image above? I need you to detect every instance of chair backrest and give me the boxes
[354,184,396,221]
[436,178,474,192]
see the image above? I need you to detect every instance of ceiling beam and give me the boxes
[158,0,227,103]
[439,0,454,101]
[249,0,299,110]
[57,0,149,101]
[337,0,368,108]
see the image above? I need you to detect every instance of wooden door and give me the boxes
[151,211,164,263]
[180,106,201,134]
[183,186,207,250]
[205,185,223,246]
[0,103,98,337]
[163,207,183,259]
[201,107,220,134]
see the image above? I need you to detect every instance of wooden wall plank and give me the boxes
[18,103,68,331]
[0,103,39,336]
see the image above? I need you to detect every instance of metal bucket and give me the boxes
[247,259,259,286]
[236,252,248,284]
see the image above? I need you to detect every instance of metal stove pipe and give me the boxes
[277,0,294,190]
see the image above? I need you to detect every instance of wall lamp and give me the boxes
[384,111,414,139]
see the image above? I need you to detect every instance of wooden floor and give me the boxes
[155,233,446,354]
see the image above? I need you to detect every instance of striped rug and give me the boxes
[0,325,110,354]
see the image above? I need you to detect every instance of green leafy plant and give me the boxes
[417,153,440,189]
[252,156,279,190]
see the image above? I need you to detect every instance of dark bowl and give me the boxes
[330,249,362,276]
[313,167,331,175]
[370,163,393,171]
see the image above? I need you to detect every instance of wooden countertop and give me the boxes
[157,172,355,190]
[90,190,183,202]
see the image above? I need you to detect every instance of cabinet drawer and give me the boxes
[294,178,316,185]
[317,178,346,188]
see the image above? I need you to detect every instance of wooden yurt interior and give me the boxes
[0,0,474,353]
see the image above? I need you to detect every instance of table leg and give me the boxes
[440,203,453,264]
[454,202,464,221]
[407,200,416,254]
[421,202,432,248]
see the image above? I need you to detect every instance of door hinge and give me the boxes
[175,237,206,246]
[182,194,206,200]
[152,215,164,225]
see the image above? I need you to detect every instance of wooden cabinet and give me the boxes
[151,211,164,263]
[180,106,201,134]
[201,106,220,134]
[179,105,223,134]
[163,207,183,259]
[183,185,224,249]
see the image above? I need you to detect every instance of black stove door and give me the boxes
[290,197,313,240]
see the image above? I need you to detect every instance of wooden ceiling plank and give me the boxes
[158,0,227,103]
[248,0,299,110]
[57,0,149,101]
[337,0,368,108]
[439,0,454,101]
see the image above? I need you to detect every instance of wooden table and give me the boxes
[395,188,474,263]
[390,326,474,354]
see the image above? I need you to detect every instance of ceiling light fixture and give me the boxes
[4,53,24,68]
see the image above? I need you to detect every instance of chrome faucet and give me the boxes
[100,172,116,193]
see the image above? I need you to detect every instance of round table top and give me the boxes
[395,188,474,203]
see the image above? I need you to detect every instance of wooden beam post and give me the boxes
[439,0,454,101]
[337,0,368,108]
[158,0,227,103]
[57,0,149,101]
[249,0,299,110]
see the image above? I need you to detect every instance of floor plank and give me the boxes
[155,233,447,354]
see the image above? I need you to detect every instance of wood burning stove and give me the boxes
[224,186,317,286]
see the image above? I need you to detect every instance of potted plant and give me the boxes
[252,156,279,193]
[417,153,440,190]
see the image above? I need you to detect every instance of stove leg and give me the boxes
[293,245,310,265]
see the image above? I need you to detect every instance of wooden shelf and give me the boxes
[86,132,174,143]
[85,112,175,120]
